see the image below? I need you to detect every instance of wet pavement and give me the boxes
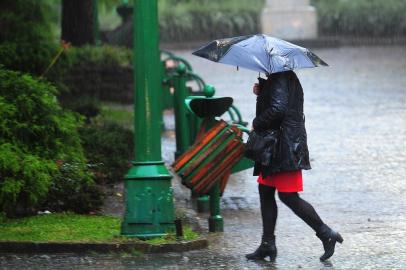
[1,45,406,269]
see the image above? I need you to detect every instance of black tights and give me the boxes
[259,184,324,239]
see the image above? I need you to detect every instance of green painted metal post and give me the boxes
[121,0,175,238]
[161,61,172,111]
[160,60,167,131]
[196,195,210,212]
[208,182,224,232]
[173,63,191,159]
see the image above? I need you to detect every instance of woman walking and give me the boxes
[246,71,343,262]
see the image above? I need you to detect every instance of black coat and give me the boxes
[253,71,311,177]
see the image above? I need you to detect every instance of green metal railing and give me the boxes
[161,54,248,153]
[162,52,254,232]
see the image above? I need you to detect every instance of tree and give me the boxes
[0,0,57,75]
[61,0,97,46]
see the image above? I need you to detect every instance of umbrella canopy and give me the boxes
[192,34,328,74]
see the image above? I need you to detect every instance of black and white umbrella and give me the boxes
[192,34,328,74]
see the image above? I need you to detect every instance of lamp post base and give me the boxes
[120,161,175,238]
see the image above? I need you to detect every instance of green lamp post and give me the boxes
[121,0,175,238]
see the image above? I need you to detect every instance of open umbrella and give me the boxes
[192,34,328,74]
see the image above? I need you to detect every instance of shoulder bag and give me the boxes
[244,129,280,167]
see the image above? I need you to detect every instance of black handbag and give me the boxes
[244,129,280,166]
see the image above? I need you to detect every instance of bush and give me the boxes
[63,97,101,123]
[0,68,82,161]
[50,45,132,81]
[158,0,264,42]
[0,0,58,75]
[79,123,134,184]
[48,45,133,104]
[0,68,103,216]
[0,143,57,216]
[311,0,406,37]
[55,45,132,71]
[44,162,104,214]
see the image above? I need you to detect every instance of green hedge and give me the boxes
[0,68,103,216]
[48,45,133,105]
[158,0,265,42]
[79,123,134,184]
[159,0,406,40]
[312,0,406,37]
[0,143,57,216]
[55,45,132,71]
[0,0,58,76]
[49,45,132,85]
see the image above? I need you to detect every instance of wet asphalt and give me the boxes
[1,45,406,269]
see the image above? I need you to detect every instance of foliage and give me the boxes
[54,45,132,72]
[64,97,101,122]
[311,0,406,37]
[49,45,132,84]
[0,213,200,243]
[0,68,102,216]
[79,123,134,184]
[0,213,120,242]
[98,0,123,30]
[47,45,132,104]
[158,0,265,42]
[0,69,82,161]
[0,0,58,75]
[145,226,199,245]
[43,162,104,214]
[0,143,57,216]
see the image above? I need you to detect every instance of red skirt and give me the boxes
[257,170,303,192]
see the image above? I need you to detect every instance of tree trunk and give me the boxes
[61,0,95,46]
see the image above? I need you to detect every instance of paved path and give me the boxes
[1,46,406,269]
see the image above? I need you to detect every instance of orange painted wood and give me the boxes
[172,120,227,171]
[193,142,244,193]
[220,171,232,194]
[198,145,244,194]
[189,137,240,186]
[173,121,245,195]
[181,129,233,179]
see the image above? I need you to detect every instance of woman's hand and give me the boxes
[253,83,260,95]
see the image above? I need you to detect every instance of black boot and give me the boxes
[245,236,277,261]
[316,224,343,261]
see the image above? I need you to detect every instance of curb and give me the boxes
[0,239,208,254]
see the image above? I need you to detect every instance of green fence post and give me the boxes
[196,195,210,212]
[161,61,173,111]
[208,182,224,232]
[121,0,175,238]
[173,63,191,159]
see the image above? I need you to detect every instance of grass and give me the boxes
[0,213,199,244]
[97,102,134,130]
[145,226,199,245]
[0,213,120,242]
